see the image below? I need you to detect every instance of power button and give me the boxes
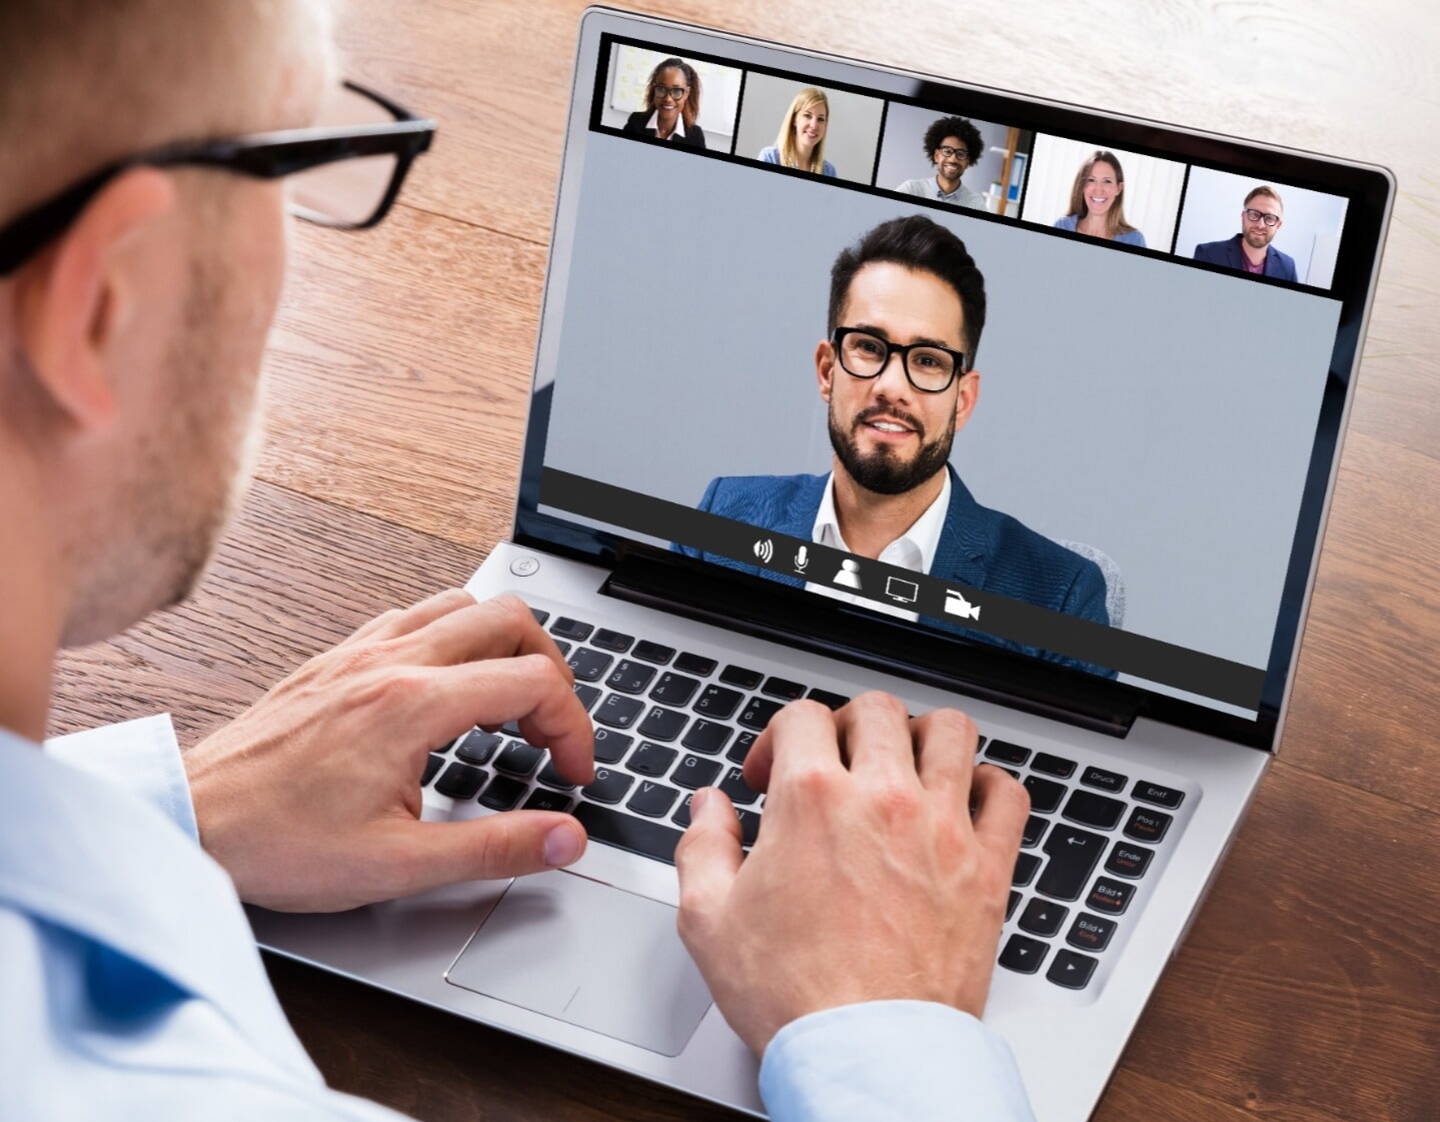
[509,555,540,577]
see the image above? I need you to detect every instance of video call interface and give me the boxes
[534,33,1358,720]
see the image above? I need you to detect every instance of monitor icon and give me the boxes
[885,576,919,604]
[945,589,981,620]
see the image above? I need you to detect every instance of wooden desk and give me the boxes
[50,1,1439,1119]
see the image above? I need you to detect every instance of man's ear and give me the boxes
[815,337,835,403]
[954,368,981,432]
[14,167,176,430]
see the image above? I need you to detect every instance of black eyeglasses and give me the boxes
[832,327,967,393]
[934,145,969,161]
[1243,207,1282,228]
[0,81,435,277]
[654,85,690,100]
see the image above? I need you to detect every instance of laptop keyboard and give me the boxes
[422,608,1194,996]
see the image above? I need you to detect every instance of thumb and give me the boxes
[381,811,589,894]
[674,788,743,934]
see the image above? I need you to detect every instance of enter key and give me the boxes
[1037,823,1107,902]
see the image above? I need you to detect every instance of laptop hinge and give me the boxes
[601,556,1138,738]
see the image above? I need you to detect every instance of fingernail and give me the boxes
[543,823,583,867]
[691,787,712,816]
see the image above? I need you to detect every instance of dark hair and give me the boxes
[922,116,984,166]
[642,58,702,128]
[828,215,987,363]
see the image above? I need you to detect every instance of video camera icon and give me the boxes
[945,589,981,621]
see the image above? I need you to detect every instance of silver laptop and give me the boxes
[249,8,1394,1119]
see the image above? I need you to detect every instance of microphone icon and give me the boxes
[795,545,810,573]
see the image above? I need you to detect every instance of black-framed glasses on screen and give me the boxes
[655,85,690,100]
[0,81,436,277]
[832,327,967,393]
[934,145,967,160]
[1243,208,1281,227]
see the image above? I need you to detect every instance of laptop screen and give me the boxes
[517,13,1391,745]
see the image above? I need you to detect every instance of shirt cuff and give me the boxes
[44,713,199,842]
[759,1000,1036,1122]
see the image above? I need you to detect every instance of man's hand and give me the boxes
[674,692,1028,1055]
[184,589,594,912]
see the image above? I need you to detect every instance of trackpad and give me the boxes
[444,870,712,1057]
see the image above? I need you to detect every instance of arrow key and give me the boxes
[1046,949,1098,990]
[998,933,1048,974]
[1018,898,1069,937]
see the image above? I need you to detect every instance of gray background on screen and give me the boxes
[874,102,1017,208]
[731,72,883,184]
[1174,164,1349,287]
[542,136,1340,673]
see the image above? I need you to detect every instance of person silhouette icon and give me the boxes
[833,558,862,590]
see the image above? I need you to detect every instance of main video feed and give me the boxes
[537,133,1341,715]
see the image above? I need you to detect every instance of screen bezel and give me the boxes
[512,6,1395,753]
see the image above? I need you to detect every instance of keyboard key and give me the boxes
[480,774,528,810]
[682,719,731,755]
[674,652,717,676]
[1123,806,1172,844]
[530,608,550,626]
[1006,890,1021,920]
[553,640,572,657]
[1031,752,1076,778]
[1080,765,1127,792]
[694,684,744,720]
[1036,823,1107,901]
[1132,780,1184,809]
[606,659,656,694]
[1023,775,1066,813]
[575,802,684,864]
[650,671,700,707]
[1086,877,1135,915]
[672,754,723,789]
[632,640,675,665]
[582,767,634,804]
[572,683,601,711]
[627,781,680,818]
[985,740,1031,766]
[501,720,523,738]
[1046,949,1097,990]
[523,789,572,812]
[1105,841,1154,879]
[594,693,645,730]
[720,664,763,689]
[727,731,757,764]
[550,616,593,642]
[638,706,688,742]
[1019,898,1069,937]
[1062,789,1126,830]
[763,675,806,700]
[422,753,445,786]
[998,933,1047,974]
[806,687,850,710]
[719,766,761,806]
[739,696,783,731]
[455,730,502,766]
[1013,851,1041,887]
[590,628,633,653]
[1021,814,1048,848]
[735,808,761,846]
[537,760,575,790]
[627,742,677,778]
[1066,912,1117,952]
[435,763,486,800]
[592,728,632,765]
[495,741,543,777]
[567,647,613,682]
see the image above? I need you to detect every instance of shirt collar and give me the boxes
[644,109,686,138]
[812,469,952,573]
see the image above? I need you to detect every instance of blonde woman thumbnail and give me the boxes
[759,87,836,176]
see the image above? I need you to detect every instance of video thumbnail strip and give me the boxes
[541,468,1265,710]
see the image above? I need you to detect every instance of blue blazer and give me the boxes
[1193,234,1297,282]
[675,467,1115,678]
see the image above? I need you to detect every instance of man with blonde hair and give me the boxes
[1193,184,1298,280]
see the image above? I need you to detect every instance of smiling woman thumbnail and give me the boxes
[622,57,707,149]
[759,86,836,177]
[1053,150,1145,246]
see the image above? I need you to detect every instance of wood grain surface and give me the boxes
[49,1,1440,1119]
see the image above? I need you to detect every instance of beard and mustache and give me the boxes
[828,400,955,496]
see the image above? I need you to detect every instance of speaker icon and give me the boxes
[753,538,775,564]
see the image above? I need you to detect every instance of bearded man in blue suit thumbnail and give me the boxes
[676,214,1115,677]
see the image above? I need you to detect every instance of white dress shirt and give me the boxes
[644,109,685,139]
[805,469,952,620]
[0,712,1034,1121]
